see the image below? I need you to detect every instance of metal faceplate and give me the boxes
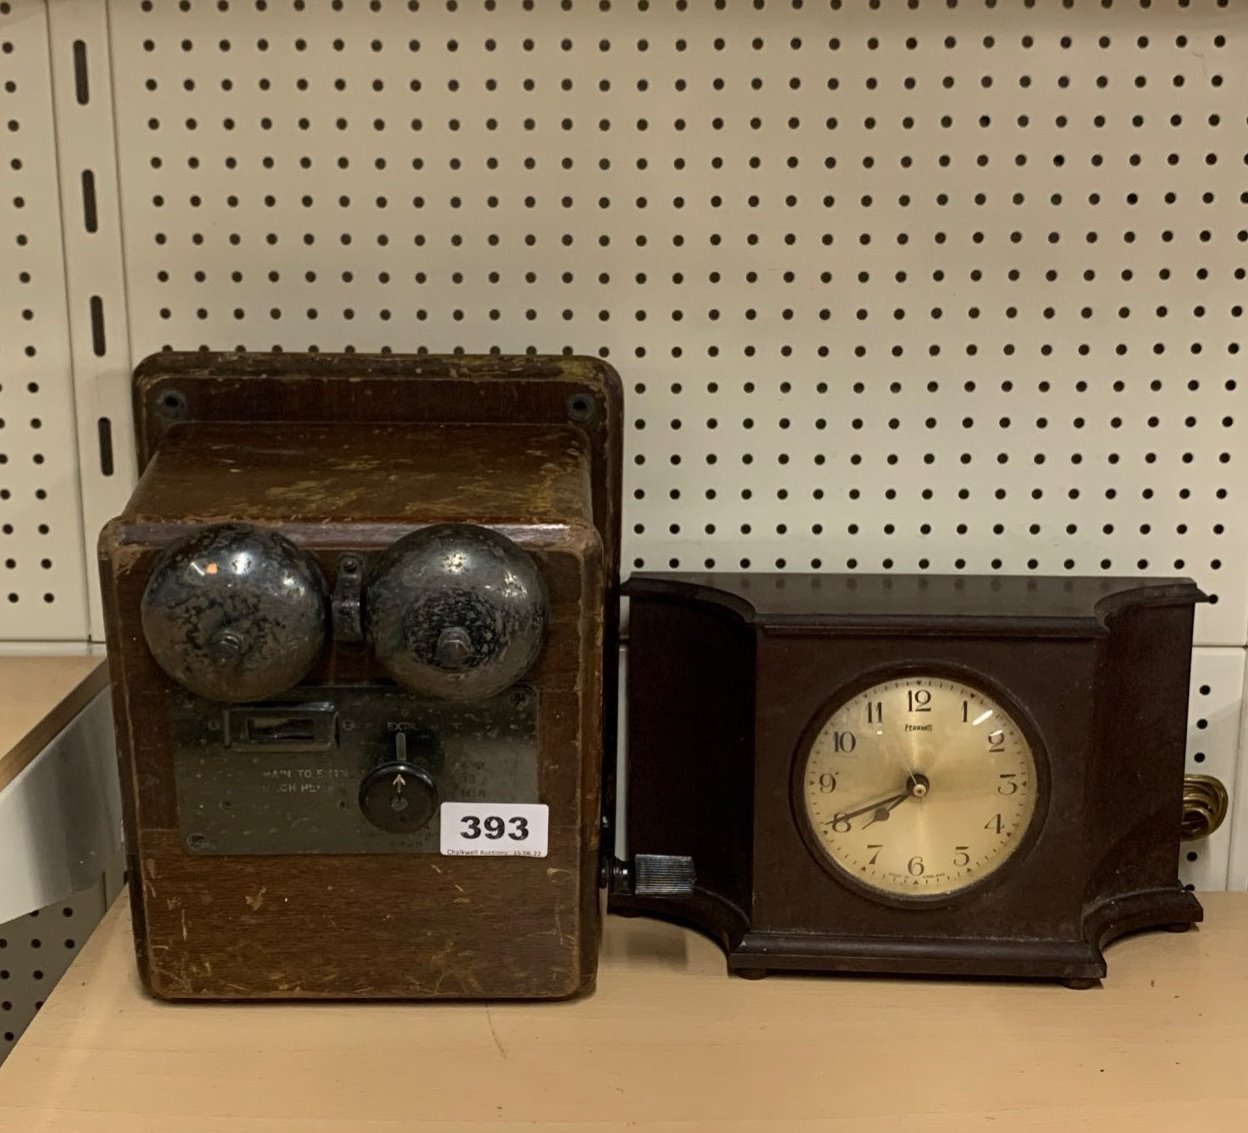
[170,684,538,855]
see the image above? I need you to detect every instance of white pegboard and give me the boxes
[1178,646,1244,892]
[45,0,138,641]
[0,0,91,640]
[1228,662,1248,892]
[101,0,1248,647]
[0,686,122,1065]
[0,865,122,1067]
[1,0,1246,881]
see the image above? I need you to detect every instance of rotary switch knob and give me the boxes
[364,524,547,701]
[140,523,328,703]
[358,730,441,834]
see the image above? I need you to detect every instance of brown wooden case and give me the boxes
[616,572,1204,984]
[99,352,621,1000]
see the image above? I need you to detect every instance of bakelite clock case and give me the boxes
[616,573,1204,984]
[99,352,621,1000]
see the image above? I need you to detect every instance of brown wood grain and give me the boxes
[99,353,620,1000]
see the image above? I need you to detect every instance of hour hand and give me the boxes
[826,790,909,827]
[863,794,910,828]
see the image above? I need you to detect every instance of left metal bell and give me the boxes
[140,523,328,702]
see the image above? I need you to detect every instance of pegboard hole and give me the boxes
[17,0,1246,646]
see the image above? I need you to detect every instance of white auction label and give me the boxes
[439,802,549,858]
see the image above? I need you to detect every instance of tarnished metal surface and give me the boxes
[366,524,547,701]
[140,524,328,703]
[330,554,365,643]
[171,684,538,855]
[1182,774,1230,842]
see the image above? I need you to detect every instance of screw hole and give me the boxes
[566,392,596,422]
[158,388,188,417]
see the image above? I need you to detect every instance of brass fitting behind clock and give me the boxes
[1181,775,1229,842]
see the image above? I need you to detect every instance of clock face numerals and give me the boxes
[800,675,1039,900]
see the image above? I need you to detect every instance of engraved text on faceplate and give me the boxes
[170,685,538,855]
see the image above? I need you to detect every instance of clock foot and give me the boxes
[736,968,768,981]
[1164,922,1193,934]
[1062,977,1100,991]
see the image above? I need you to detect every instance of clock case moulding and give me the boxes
[615,572,1204,985]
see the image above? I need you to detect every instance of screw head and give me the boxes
[434,626,474,669]
[208,629,246,665]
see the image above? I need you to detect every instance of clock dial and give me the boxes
[800,675,1039,899]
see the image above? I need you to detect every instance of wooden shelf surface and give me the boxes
[2,892,1247,1130]
[0,656,108,793]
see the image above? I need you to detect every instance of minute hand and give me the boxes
[825,790,909,826]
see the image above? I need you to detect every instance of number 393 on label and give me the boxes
[439,802,550,858]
